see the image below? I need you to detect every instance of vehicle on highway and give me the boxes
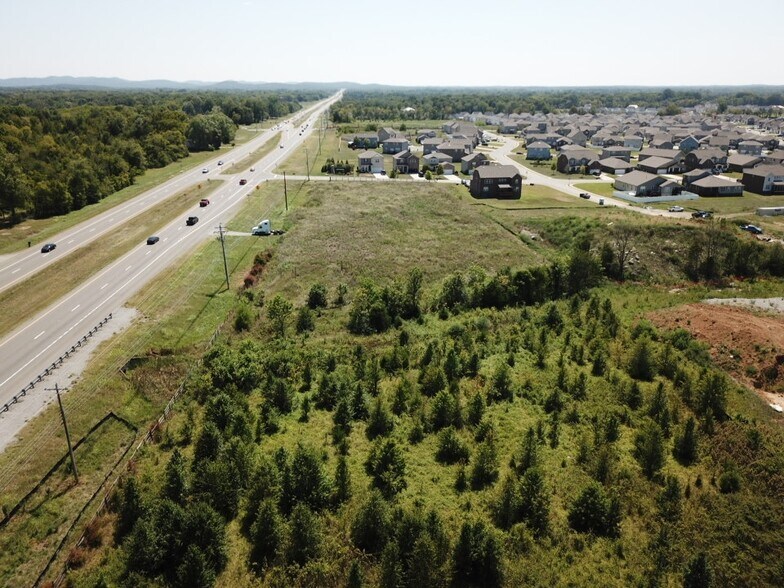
[202,168,209,173]
[146,236,160,245]
[40,243,56,253]
[186,216,199,226]
[217,160,224,166]
[250,167,255,172]
[199,199,210,207]
[239,178,247,185]
[599,198,605,205]
[741,224,763,234]
[280,144,284,149]
[579,193,590,199]
[691,210,713,219]
[668,205,685,212]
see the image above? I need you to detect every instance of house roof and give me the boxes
[598,157,633,169]
[638,156,677,169]
[474,164,521,179]
[727,154,762,167]
[689,148,725,160]
[358,150,381,158]
[743,164,784,178]
[615,170,663,187]
[382,137,409,144]
[392,150,416,160]
[527,141,551,149]
[690,176,742,189]
[425,152,452,161]
[461,152,487,162]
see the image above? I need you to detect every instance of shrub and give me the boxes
[435,427,470,464]
[307,283,328,309]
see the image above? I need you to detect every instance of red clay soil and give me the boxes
[649,303,784,403]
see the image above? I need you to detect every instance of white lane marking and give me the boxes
[71,304,80,312]
[163,238,169,242]
[146,250,151,255]
[100,283,109,290]
[67,239,74,244]
[11,268,20,274]
[89,228,95,232]
[178,227,183,231]
[34,331,45,340]
[125,265,132,272]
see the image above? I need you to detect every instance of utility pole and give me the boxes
[216,224,230,290]
[305,148,310,181]
[283,172,288,211]
[47,383,78,484]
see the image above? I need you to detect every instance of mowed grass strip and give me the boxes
[274,126,353,177]
[219,131,282,176]
[0,182,222,339]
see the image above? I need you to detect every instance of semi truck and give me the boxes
[251,219,271,235]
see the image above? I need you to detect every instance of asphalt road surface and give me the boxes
[0,92,341,449]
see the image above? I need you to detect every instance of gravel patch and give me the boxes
[704,297,784,314]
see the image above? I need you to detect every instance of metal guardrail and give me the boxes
[0,314,113,416]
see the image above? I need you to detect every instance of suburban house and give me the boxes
[638,147,683,162]
[423,152,453,169]
[684,148,728,172]
[727,154,763,173]
[737,140,763,156]
[436,140,473,162]
[678,136,700,153]
[623,136,644,150]
[763,150,784,165]
[357,150,384,174]
[688,176,744,197]
[461,152,488,174]
[556,148,600,174]
[381,137,410,154]
[378,127,402,143]
[741,164,784,195]
[415,129,437,142]
[681,168,712,187]
[526,141,552,160]
[441,162,456,175]
[392,150,419,174]
[349,133,379,149]
[637,156,682,175]
[470,165,522,198]
[421,137,443,154]
[615,170,681,196]
[650,137,674,150]
[598,157,634,175]
[601,146,634,162]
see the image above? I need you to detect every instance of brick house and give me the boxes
[392,150,419,174]
[470,165,522,198]
[741,164,784,195]
[556,148,600,174]
[688,176,744,197]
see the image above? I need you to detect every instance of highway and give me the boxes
[0,92,341,448]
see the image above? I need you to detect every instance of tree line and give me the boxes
[0,89,323,224]
[330,88,784,121]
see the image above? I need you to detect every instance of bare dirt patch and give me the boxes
[650,302,784,404]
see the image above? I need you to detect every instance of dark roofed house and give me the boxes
[614,170,674,196]
[556,148,600,174]
[461,152,488,174]
[637,156,681,175]
[378,127,402,143]
[737,140,763,156]
[638,148,683,162]
[526,141,552,160]
[381,137,410,154]
[763,150,784,165]
[421,137,443,154]
[601,146,634,162]
[727,153,762,173]
[470,165,522,199]
[684,148,728,172]
[392,150,419,174]
[350,133,379,149]
[436,139,473,162]
[689,176,744,197]
[741,164,784,195]
[681,168,712,187]
[598,157,634,175]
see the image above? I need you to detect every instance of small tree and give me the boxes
[287,503,323,565]
[470,439,499,490]
[267,294,292,338]
[307,283,328,309]
[250,499,284,569]
[296,306,315,333]
[673,416,699,465]
[452,520,503,588]
[365,438,407,498]
[684,552,713,588]
[351,490,392,553]
[568,482,620,538]
[634,420,666,480]
[629,337,656,381]
[163,449,189,505]
[366,397,394,440]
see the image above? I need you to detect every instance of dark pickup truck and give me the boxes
[186,216,199,226]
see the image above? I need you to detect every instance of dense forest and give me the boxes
[0,90,322,223]
[77,218,784,588]
[330,88,784,122]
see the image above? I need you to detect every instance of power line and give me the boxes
[45,383,78,484]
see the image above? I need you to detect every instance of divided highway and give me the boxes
[0,92,341,449]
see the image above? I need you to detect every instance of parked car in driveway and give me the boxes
[186,216,199,226]
[146,236,160,245]
[668,205,684,212]
[40,243,56,253]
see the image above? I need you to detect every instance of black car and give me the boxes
[40,243,56,253]
[186,216,199,226]
[579,193,590,199]
[146,236,160,245]
[691,210,712,219]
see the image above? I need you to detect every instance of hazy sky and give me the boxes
[1,0,782,87]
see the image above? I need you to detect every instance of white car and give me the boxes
[668,205,684,212]
[201,168,209,173]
